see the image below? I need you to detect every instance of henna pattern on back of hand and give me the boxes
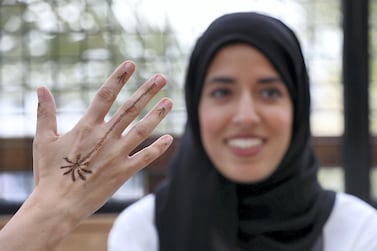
[60,155,92,181]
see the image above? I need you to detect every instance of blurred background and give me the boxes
[0,0,376,249]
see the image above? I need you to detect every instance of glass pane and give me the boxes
[0,0,187,137]
[0,0,355,208]
[370,0,377,136]
[318,167,344,192]
[372,167,377,199]
[0,171,144,203]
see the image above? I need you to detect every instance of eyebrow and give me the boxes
[205,75,283,85]
[205,76,236,85]
[257,76,283,84]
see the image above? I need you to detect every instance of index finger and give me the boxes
[85,61,135,123]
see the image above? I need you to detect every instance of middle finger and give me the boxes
[86,61,135,123]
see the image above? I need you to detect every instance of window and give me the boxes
[1,0,375,212]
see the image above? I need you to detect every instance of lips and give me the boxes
[225,136,264,157]
[227,137,263,148]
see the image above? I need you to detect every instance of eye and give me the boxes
[260,87,283,99]
[209,87,232,98]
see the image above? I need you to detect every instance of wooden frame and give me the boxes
[1,135,376,193]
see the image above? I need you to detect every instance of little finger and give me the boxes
[124,134,173,177]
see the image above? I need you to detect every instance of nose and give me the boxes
[232,92,260,125]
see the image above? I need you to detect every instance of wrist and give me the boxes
[0,189,78,251]
[26,187,80,234]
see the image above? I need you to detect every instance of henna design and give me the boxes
[61,155,92,181]
[61,80,157,182]
[117,71,128,85]
[157,107,166,117]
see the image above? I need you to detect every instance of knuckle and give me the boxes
[32,137,41,150]
[122,101,139,116]
[140,143,166,165]
[140,149,155,164]
[77,123,94,139]
[37,103,49,120]
[134,123,150,140]
[97,86,116,103]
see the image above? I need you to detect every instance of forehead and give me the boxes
[205,43,280,78]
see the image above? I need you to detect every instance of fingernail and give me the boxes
[154,75,166,87]
[37,87,46,102]
[163,135,173,147]
[124,62,134,73]
[157,99,173,118]
[161,98,173,111]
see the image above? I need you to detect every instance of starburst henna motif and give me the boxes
[61,155,92,181]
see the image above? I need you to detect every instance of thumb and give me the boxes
[35,86,58,140]
[34,87,57,185]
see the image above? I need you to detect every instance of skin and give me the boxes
[0,60,173,251]
[199,44,293,183]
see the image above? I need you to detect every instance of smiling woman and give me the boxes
[108,12,377,251]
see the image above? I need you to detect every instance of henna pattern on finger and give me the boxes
[117,71,128,85]
[61,81,157,182]
[157,107,166,117]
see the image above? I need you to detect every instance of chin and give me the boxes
[222,171,270,184]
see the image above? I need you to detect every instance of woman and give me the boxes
[108,12,377,250]
[0,61,173,251]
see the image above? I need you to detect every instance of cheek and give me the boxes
[267,107,293,145]
[199,107,220,137]
[199,105,230,147]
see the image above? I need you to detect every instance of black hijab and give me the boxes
[155,12,335,251]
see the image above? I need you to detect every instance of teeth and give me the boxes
[227,138,262,149]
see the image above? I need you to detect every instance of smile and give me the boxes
[227,138,263,149]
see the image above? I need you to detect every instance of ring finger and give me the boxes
[122,97,173,153]
[108,74,167,136]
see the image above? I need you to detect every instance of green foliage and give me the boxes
[0,0,187,135]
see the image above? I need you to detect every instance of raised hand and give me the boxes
[0,60,173,251]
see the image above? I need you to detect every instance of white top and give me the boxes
[108,192,377,251]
